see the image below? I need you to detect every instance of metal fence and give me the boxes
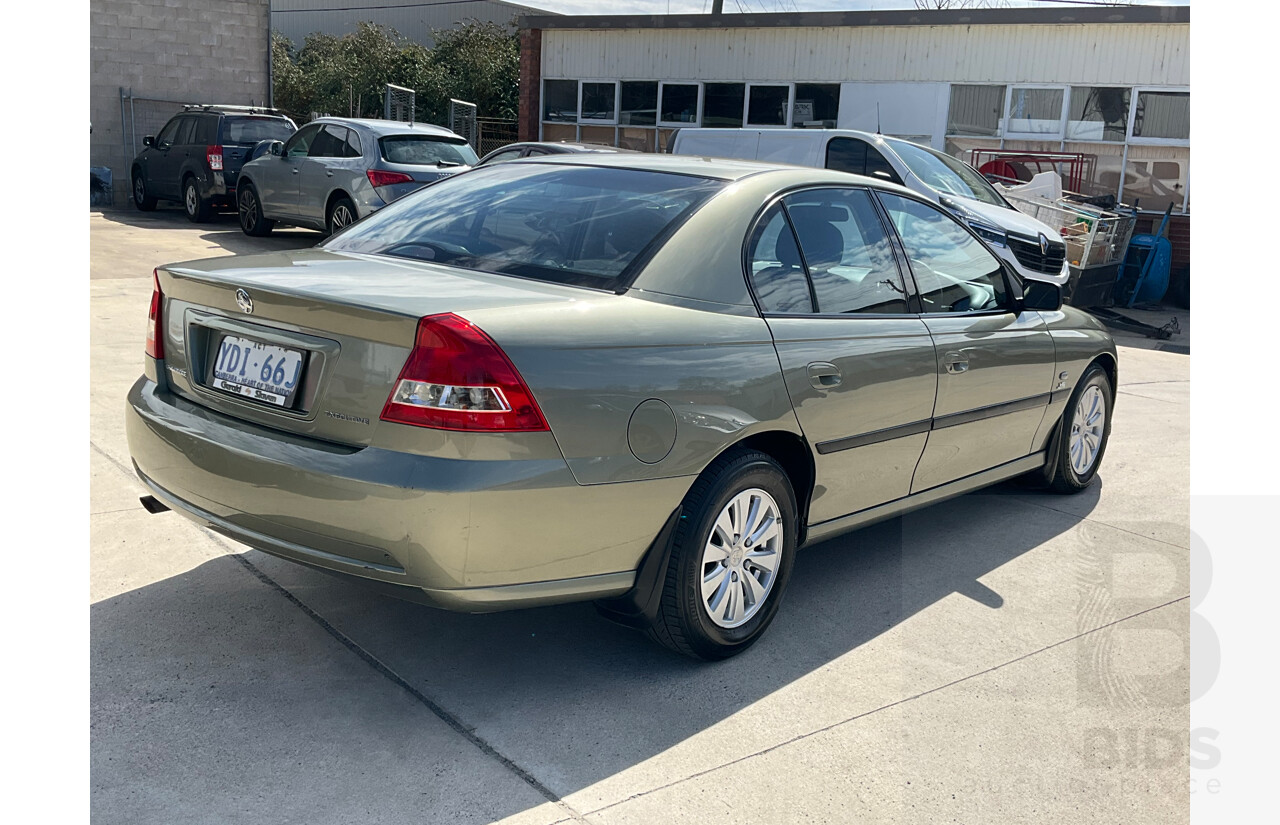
[449,99,478,151]
[118,88,191,201]
[385,83,415,123]
[477,118,518,157]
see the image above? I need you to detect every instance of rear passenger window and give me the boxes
[344,128,362,158]
[173,117,196,147]
[309,125,348,158]
[825,138,902,185]
[783,189,908,315]
[877,192,1007,313]
[746,204,813,314]
[195,117,218,144]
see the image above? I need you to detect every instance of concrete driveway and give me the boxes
[91,208,1190,824]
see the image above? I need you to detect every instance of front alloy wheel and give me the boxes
[1048,362,1113,493]
[238,185,274,237]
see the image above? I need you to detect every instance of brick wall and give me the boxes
[90,0,270,206]
[518,28,541,142]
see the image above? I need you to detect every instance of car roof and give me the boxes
[522,142,632,153]
[311,117,466,139]
[509,151,918,191]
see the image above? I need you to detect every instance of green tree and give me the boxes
[271,19,518,126]
[426,21,519,121]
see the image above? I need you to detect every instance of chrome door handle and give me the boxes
[325,171,334,177]
[291,168,299,174]
[946,361,969,374]
[807,362,842,389]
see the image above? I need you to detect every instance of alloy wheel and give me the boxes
[185,182,198,216]
[700,488,783,629]
[331,204,355,230]
[134,177,145,204]
[1069,385,1106,475]
[238,189,257,230]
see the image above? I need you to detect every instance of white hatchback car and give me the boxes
[671,128,1070,285]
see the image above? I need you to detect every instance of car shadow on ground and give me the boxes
[91,480,1101,822]
[96,207,321,256]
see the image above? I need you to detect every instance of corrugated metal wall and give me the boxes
[273,0,533,48]
[542,24,1189,86]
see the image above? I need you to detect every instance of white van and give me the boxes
[670,128,1070,285]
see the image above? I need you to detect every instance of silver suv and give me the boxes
[235,117,478,237]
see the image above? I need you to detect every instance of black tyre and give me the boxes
[327,196,358,236]
[1048,363,1113,493]
[132,172,156,211]
[645,449,798,660]
[238,183,274,237]
[183,177,212,223]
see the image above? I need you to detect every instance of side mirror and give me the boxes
[1022,280,1063,312]
[269,141,284,157]
[142,135,155,147]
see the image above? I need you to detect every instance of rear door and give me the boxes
[753,187,938,524]
[876,192,1057,491]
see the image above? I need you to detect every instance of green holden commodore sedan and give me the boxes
[126,154,1115,660]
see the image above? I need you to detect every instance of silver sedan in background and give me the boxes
[236,117,478,237]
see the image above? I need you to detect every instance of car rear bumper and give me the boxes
[125,376,683,610]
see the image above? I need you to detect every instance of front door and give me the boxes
[752,187,938,525]
[875,192,1057,491]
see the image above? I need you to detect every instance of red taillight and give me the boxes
[367,169,414,188]
[380,313,548,432]
[206,145,223,171]
[145,268,164,359]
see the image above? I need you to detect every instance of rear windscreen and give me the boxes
[324,164,724,289]
[221,117,296,145]
[379,136,480,167]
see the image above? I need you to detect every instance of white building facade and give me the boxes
[518,6,1190,215]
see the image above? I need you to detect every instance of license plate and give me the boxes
[211,335,306,407]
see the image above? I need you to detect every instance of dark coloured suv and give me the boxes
[131,105,297,222]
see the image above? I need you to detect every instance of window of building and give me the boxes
[747,85,790,127]
[703,83,746,128]
[659,83,700,125]
[793,83,840,125]
[1066,86,1130,141]
[947,85,1005,137]
[620,82,658,126]
[580,82,618,123]
[1132,91,1189,141]
[1006,87,1065,136]
[543,80,579,123]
